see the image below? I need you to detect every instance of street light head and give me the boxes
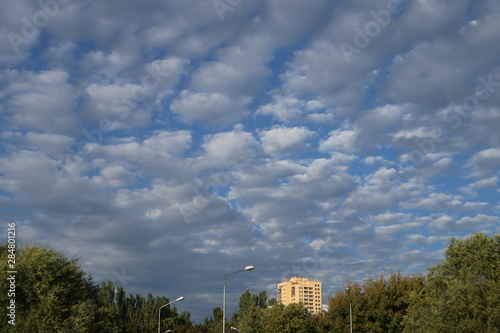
[223,266,255,333]
[159,298,184,333]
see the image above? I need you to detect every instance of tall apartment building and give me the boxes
[277,277,323,314]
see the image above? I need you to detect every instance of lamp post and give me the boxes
[223,266,255,333]
[346,287,353,333]
[231,327,248,333]
[158,296,185,333]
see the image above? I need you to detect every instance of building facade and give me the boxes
[277,277,323,314]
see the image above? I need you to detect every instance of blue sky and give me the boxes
[1,0,499,323]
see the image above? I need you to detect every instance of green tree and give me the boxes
[0,243,94,332]
[201,306,223,333]
[92,281,125,332]
[0,244,191,332]
[403,232,500,332]
[328,281,362,332]
[261,302,287,332]
[328,272,425,332]
[261,302,312,333]
[231,290,266,332]
[223,290,317,333]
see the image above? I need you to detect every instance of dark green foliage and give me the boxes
[0,243,94,332]
[228,290,321,333]
[327,272,425,332]
[231,290,267,332]
[0,243,192,333]
[403,232,500,332]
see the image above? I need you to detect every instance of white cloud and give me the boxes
[466,148,500,177]
[429,215,454,229]
[460,177,498,197]
[456,214,500,228]
[190,56,269,96]
[85,50,139,79]
[329,152,358,165]
[371,212,413,225]
[0,150,57,194]
[145,208,162,220]
[260,126,314,155]
[86,130,192,162]
[402,192,464,210]
[362,156,392,166]
[91,165,137,188]
[147,57,190,90]
[170,90,251,127]
[142,130,192,156]
[195,127,258,171]
[83,82,151,128]
[23,132,75,158]
[2,69,79,133]
[320,129,357,153]
[232,160,306,188]
[374,222,422,236]
[344,168,422,213]
[256,95,326,124]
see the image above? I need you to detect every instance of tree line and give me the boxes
[1,232,498,332]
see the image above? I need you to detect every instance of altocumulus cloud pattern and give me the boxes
[1,0,499,321]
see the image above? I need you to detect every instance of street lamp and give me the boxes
[231,327,248,333]
[346,287,353,333]
[158,296,185,333]
[223,266,255,333]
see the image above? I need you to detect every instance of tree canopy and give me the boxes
[0,244,94,332]
[0,243,189,333]
[327,272,425,332]
[403,232,500,332]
